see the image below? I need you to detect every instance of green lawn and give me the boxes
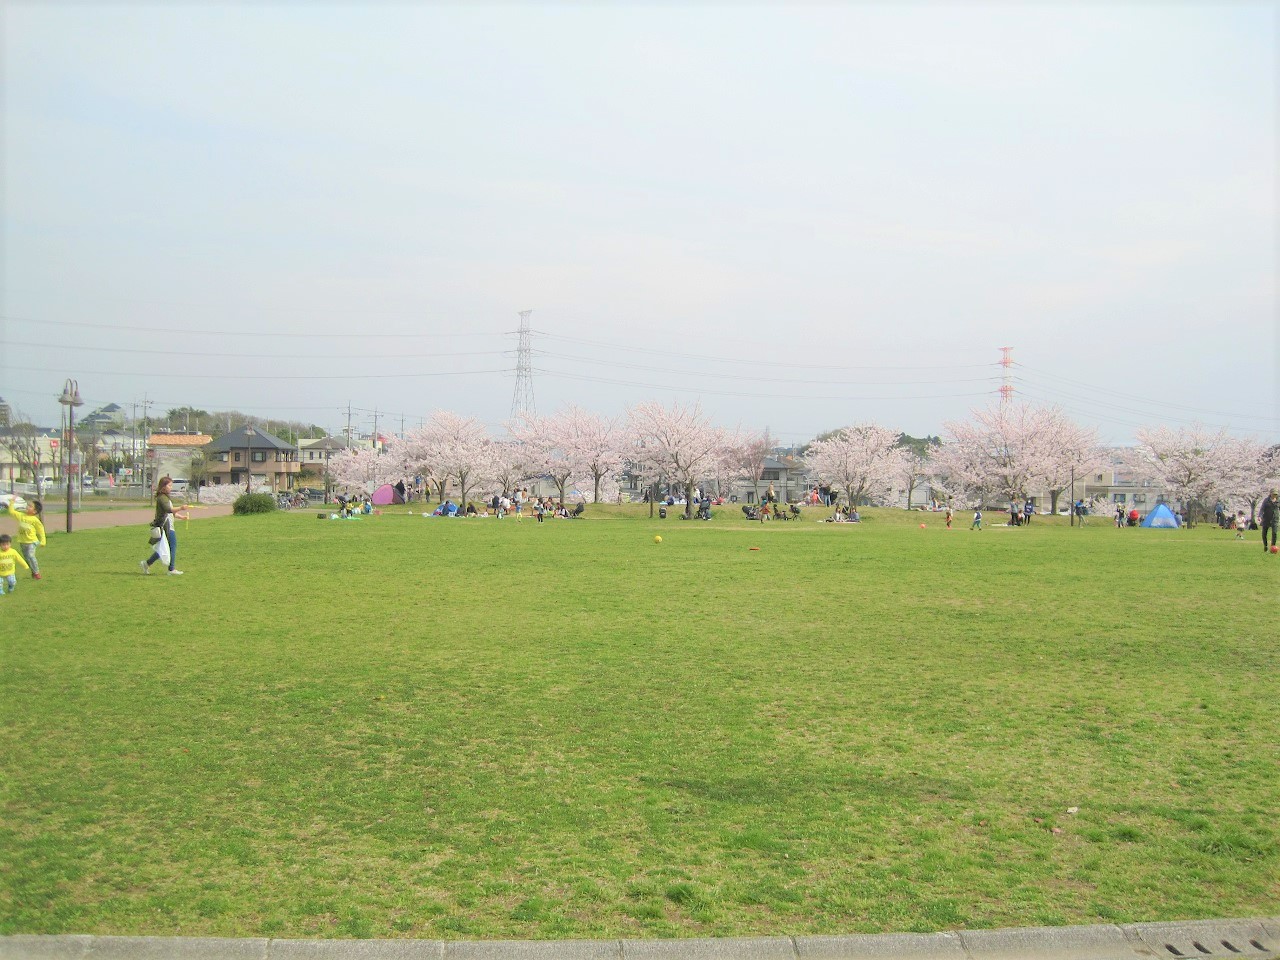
[1,506,1276,939]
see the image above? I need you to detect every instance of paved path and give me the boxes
[1,918,1277,960]
[0,504,233,536]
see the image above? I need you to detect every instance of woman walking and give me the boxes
[141,476,190,576]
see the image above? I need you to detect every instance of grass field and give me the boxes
[1,505,1277,939]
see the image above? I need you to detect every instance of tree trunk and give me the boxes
[685,481,695,519]
[594,474,601,503]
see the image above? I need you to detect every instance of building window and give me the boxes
[219,452,228,462]
[1113,493,1126,503]
[252,451,266,463]
[234,452,241,462]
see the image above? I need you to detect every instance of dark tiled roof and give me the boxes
[204,425,296,453]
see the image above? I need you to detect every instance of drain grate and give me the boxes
[1124,920,1276,960]
[1161,936,1273,958]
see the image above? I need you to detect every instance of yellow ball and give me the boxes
[654,535,663,543]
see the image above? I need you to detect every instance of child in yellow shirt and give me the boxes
[5,497,46,579]
[0,534,32,595]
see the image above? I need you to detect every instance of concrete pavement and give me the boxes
[3,918,1277,960]
[0,504,233,536]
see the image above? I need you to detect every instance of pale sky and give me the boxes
[3,1,1277,446]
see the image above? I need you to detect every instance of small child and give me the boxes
[0,533,32,595]
[1234,511,1247,540]
[971,509,982,530]
[5,497,46,579]
[945,506,953,529]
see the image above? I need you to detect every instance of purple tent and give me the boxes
[371,483,404,506]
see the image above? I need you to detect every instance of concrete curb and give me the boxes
[2,918,1277,960]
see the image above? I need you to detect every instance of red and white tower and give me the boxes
[999,346,1014,403]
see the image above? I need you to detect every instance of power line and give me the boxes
[532,330,999,371]
[2,315,501,339]
[20,365,511,381]
[1015,362,1280,423]
[5,340,511,361]
[533,348,1000,387]
[533,365,997,402]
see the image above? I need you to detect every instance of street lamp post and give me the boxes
[58,379,83,533]
[244,425,257,493]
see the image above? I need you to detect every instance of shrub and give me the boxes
[233,493,278,515]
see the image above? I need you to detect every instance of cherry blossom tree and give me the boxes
[328,446,393,494]
[1128,424,1253,525]
[939,403,1056,506]
[1244,443,1280,519]
[512,411,579,506]
[898,448,932,509]
[626,401,727,518]
[396,425,447,502]
[1036,409,1105,515]
[728,427,773,504]
[1202,436,1274,520]
[488,437,532,501]
[805,423,906,507]
[562,407,625,503]
[399,412,492,505]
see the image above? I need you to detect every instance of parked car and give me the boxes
[0,494,28,512]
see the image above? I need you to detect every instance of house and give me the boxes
[147,433,214,488]
[77,403,126,430]
[1082,454,1172,512]
[298,437,352,468]
[202,425,299,492]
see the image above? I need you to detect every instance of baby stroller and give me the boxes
[741,504,760,521]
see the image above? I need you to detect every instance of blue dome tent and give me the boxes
[1140,503,1181,528]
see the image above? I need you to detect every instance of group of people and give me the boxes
[1008,500,1035,526]
[1,496,46,595]
[1113,505,1144,527]
[1218,492,1280,551]
[426,490,579,522]
[335,494,373,518]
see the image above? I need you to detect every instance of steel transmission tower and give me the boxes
[511,310,536,420]
[999,346,1015,403]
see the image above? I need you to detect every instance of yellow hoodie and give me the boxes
[5,502,46,546]
[0,545,31,578]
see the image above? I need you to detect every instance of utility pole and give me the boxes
[140,396,153,492]
[372,409,379,451]
[345,402,353,449]
[131,402,138,495]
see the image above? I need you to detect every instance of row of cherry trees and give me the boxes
[327,401,1278,519]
